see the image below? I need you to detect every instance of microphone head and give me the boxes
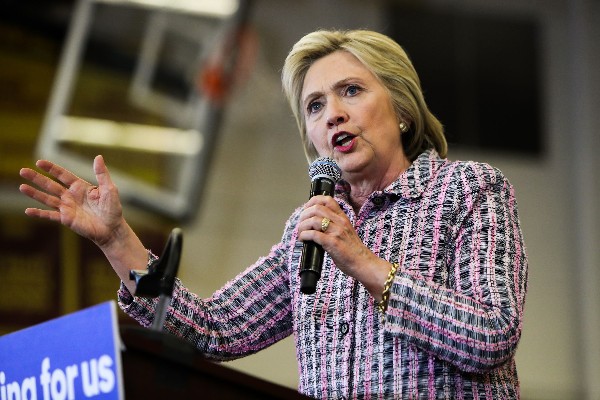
[308,157,342,183]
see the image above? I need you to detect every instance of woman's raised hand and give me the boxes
[19,155,125,248]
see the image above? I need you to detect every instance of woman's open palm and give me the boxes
[19,155,124,247]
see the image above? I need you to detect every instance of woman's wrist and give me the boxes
[94,217,129,250]
[354,256,395,302]
[377,262,399,322]
[97,219,149,288]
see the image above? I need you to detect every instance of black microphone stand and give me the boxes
[129,227,182,331]
[123,228,206,381]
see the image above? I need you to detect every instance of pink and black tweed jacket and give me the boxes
[119,149,528,399]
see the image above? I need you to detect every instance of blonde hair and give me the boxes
[281,29,447,162]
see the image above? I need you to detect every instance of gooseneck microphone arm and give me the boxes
[129,227,183,331]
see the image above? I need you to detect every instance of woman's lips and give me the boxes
[332,132,356,153]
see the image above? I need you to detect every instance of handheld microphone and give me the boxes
[300,157,342,294]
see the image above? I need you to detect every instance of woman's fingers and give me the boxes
[298,201,347,244]
[301,196,343,219]
[305,194,339,209]
[19,159,95,223]
[24,207,61,223]
[35,159,90,189]
[19,167,67,198]
[93,155,114,189]
[19,183,62,209]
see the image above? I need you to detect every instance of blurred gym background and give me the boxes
[0,1,598,398]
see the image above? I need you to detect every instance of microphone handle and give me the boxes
[299,244,324,294]
[300,177,335,294]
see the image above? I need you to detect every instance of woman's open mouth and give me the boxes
[332,132,356,153]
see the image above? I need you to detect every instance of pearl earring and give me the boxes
[399,122,409,133]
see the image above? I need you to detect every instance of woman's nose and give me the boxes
[326,100,348,128]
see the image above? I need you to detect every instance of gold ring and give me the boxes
[321,217,331,232]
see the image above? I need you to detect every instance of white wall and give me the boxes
[166,1,600,398]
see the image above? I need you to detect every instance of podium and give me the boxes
[120,325,307,399]
[0,301,307,400]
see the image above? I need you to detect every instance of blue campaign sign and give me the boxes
[0,301,123,400]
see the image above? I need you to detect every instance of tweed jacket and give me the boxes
[118,149,528,399]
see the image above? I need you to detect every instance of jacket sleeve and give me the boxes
[385,163,528,373]
[118,232,295,361]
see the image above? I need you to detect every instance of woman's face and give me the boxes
[301,50,407,185]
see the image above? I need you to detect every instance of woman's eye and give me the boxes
[307,101,322,114]
[345,85,361,96]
